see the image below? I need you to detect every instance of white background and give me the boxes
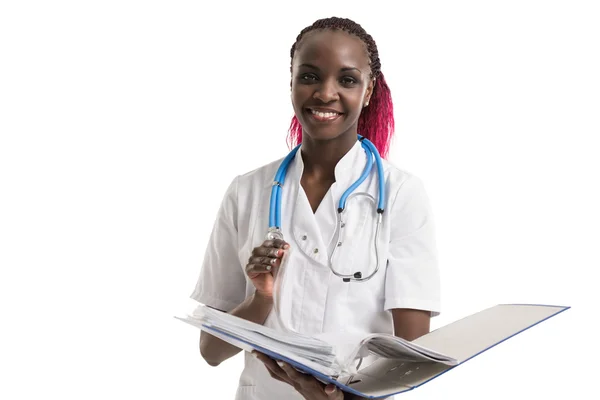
[1,1,598,399]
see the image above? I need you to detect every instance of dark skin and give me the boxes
[291,29,373,213]
[199,29,431,400]
[253,29,432,399]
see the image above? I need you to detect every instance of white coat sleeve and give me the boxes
[384,174,441,316]
[190,176,247,312]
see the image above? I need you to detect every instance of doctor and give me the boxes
[190,17,441,400]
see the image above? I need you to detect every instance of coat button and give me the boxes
[301,235,307,240]
[313,248,319,254]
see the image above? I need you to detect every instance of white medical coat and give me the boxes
[191,140,441,399]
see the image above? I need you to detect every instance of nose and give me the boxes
[312,78,339,103]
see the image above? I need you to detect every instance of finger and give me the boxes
[261,239,291,250]
[266,364,294,386]
[324,384,342,398]
[253,256,276,267]
[246,256,279,271]
[252,352,293,385]
[245,263,274,277]
[248,257,279,271]
[266,367,291,385]
[276,361,311,387]
[252,247,283,258]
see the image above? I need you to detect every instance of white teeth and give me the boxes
[310,109,339,118]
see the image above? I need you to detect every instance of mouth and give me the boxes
[305,108,343,122]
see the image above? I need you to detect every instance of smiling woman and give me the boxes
[191,16,439,400]
[288,18,395,161]
[292,30,373,142]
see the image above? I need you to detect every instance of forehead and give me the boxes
[292,29,370,71]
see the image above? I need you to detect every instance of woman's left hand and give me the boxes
[253,352,344,400]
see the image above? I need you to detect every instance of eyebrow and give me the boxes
[299,63,362,73]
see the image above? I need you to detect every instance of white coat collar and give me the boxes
[288,139,367,187]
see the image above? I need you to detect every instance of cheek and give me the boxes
[346,94,366,115]
[291,86,310,111]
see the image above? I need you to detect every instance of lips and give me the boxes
[305,107,343,122]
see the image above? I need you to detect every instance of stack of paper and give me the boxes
[354,334,460,365]
[176,306,341,375]
[176,305,458,377]
[177,303,569,399]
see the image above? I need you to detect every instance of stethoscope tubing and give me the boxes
[267,134,385,282]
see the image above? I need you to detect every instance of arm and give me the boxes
[391,308,431,341]
[192,177,284,366]
[200,291,273,366]
[199,235,290,366]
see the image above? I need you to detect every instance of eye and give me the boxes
[340,76,358,85]
[299,73,318,83]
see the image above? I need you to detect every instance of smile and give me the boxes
[307,108,343,122]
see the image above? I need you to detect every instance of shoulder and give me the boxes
[235,158,283,189]
[381,158,427,192]
[221,157,285,205]
[216,158,284,223]
[380,159,432,212]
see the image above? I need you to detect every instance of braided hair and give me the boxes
[287,17,395,158]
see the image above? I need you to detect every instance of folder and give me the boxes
[177,303,569,399]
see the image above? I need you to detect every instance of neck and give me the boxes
[300,133,357,181]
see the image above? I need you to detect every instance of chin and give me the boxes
[302,128,346,142]
[300,118,355,142]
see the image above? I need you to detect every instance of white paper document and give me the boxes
[176,303,569,398]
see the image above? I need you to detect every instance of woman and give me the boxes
[190,16,440,400]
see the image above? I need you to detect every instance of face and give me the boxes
[291,29,374,142]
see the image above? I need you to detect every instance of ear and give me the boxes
[364,78,375,107]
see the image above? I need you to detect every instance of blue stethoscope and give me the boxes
[266,134,385,282]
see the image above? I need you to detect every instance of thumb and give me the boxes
[324,384,338,396]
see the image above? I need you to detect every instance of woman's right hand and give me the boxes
[245,239,290,299]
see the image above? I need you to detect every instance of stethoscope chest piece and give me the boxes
[265,227,284,241]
